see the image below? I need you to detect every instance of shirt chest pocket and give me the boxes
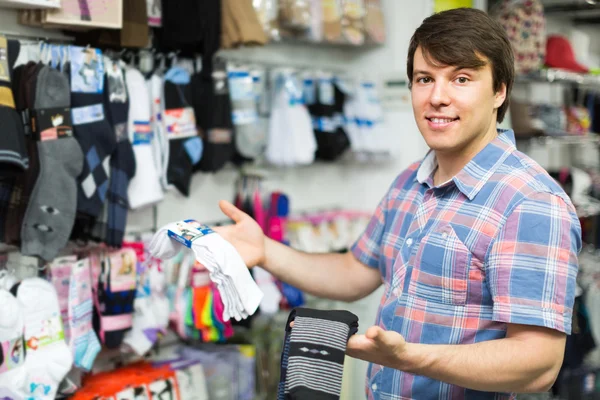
[408,224,471,305]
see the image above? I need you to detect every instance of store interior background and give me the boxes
[2,0,600,397]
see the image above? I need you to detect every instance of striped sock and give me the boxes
[68,258,101,371]
[281,308,358,400]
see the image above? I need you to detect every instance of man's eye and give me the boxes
[417,77,431,84]
[456,77,469,84]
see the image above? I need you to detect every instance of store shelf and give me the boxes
[517,133,600,146]
[516,68,600,87]
[0,0,60,9]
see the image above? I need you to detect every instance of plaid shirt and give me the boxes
[351,129,582,400]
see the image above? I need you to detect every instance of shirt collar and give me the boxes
[416,129,517,200]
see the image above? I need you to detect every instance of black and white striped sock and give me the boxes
[282,308,359,400]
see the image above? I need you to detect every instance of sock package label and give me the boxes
[0,337,24,373]
[168,219,215,248]
[164,107,198,139]
[31,107,73,142]
[71,104,105,126]
[132,120,153,145]
[24,315,65,351]
[69,46,104,94]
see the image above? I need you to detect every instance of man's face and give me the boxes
[410,47,506,156]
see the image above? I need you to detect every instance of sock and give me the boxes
[123,261,158,356]
[94,249,137,348]
[0,289,27,398]
[48,258,74,345]
[4,63,42,247]
[68,50,118,239]
[20,65,84,261]
[164,68,201,196]
[13,278,74,400]
[227,66,265,160]
[193,60,235,173]
[281,308,358,400]
[126,67,164,209]
[68,258,101,371]
[148,221,263,321]
[148,258,170,334]
[0,38,29,179]
[254,267,282,315]
[308,78,350,162]
[148,74,171,191]
[103,59,136,248]
[211,282,234,339]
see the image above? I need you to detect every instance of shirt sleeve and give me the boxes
[485,192,582,334]
[351,191,388,269]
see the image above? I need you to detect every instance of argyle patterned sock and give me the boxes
[280,308,358,400]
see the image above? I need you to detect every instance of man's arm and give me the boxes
[263,238,383,302]
[213,200,383,303]
[403,323,565,392]
[347,323,565,394]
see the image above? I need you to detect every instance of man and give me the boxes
[214,7,582,399]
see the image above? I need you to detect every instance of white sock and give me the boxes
[175,363,209,400]
[16,278,73,400]
[148,222,263,320]
[123,295,156,356]
[148,258,170,333]
[0,290,27,399]
[126,67,164,210]
[148,73,172,191]
[254,267,281,315]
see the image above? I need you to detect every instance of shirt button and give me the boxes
[406,238,413,247]
[372,383,378,391]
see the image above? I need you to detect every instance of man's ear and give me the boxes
[494,83,507,109]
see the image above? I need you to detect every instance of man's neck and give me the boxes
[433,127,498,186]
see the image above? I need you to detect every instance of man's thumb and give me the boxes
[218,200,245,223]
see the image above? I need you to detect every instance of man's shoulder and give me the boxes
[487,149,576,214]
[388,160,422,192]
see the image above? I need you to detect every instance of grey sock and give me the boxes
[20,66,84,261]
[232,97,266,159]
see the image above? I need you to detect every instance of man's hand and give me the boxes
[212,200,266,268]
[346,326,410,370]
[289,322,410,370]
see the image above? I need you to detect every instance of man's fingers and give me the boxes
[218,200,246,223]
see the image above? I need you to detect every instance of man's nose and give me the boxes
[429,81,451,108]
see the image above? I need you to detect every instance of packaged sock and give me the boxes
[0,38,29,179]
[308,76,350,162]
[0,289,27,398]
[20,65,84,261]
[94,249,137,349]
[68,47,118,239]
[4,62,43,247]
[12,278,74,400]
[227,65,265,160]
[193,59,235,173]
[163,67,202,196]
[126,66,164,209]
[69,258,101,371]
[102,58,136,248]
[148,73,171,191]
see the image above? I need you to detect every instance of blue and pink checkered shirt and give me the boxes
[351,129,582,399]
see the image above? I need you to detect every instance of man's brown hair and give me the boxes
[406,7,514,123]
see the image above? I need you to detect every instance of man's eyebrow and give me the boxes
[452,65,483,72]
[413,70,431,75]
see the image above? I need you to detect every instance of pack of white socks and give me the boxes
[126,67,165,209]
[0,289,27,399]
[148,221,263,322]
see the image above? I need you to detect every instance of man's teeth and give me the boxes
[430,118,455,123]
